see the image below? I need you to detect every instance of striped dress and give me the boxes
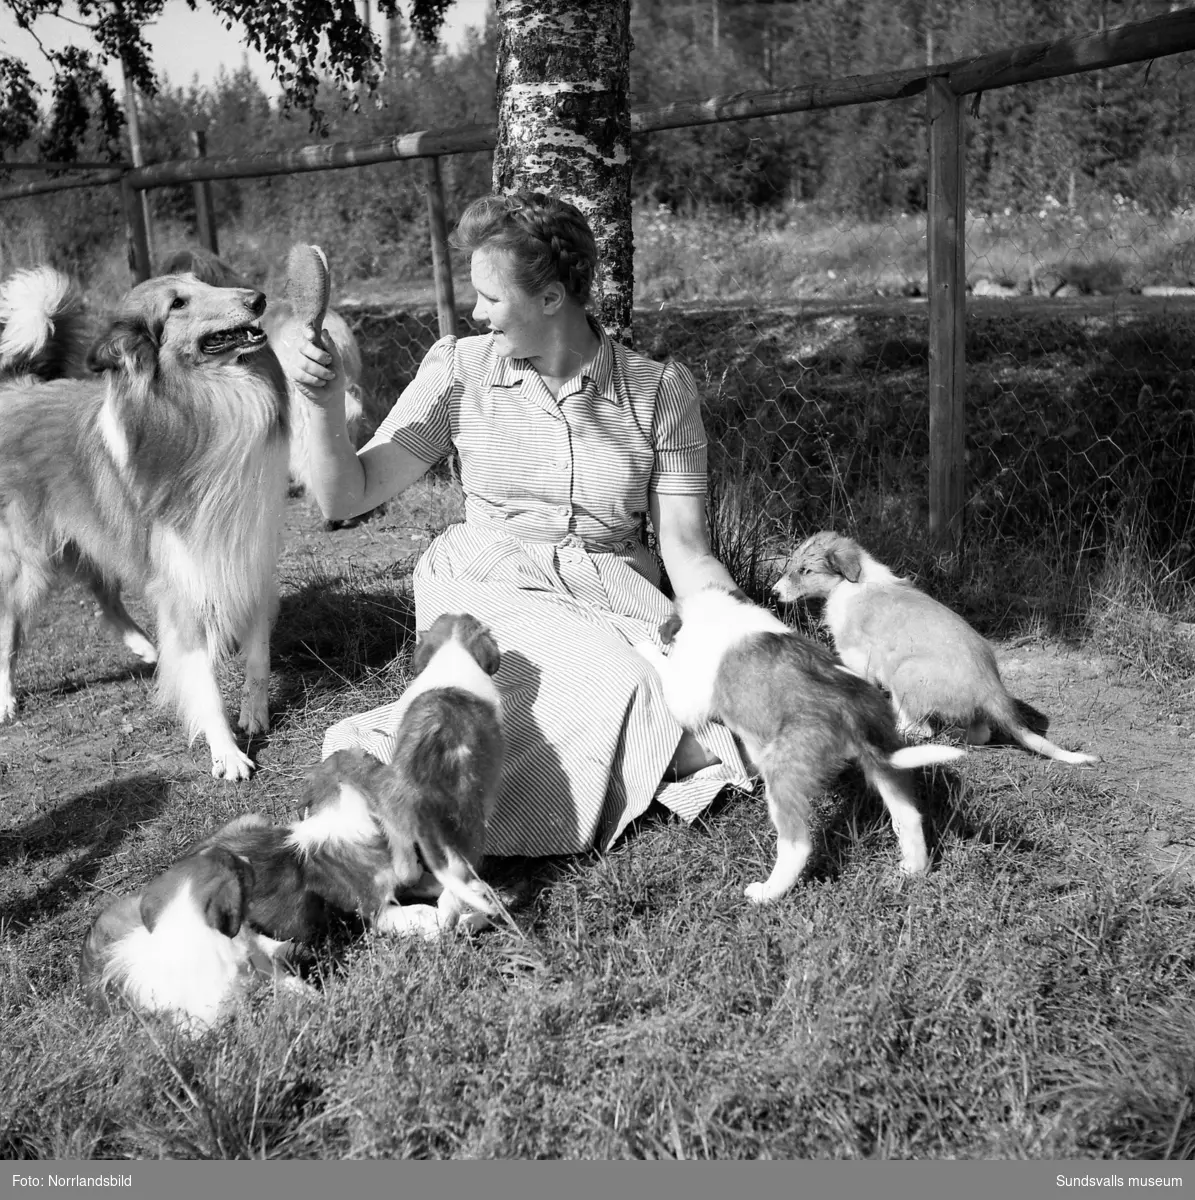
[321,327,754,856]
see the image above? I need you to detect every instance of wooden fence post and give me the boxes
[121,174,151,283]
[189,130,220,255]
[119,53,155,273]
[424,156,457,338]
[926,76,967,559]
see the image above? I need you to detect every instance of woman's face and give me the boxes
[470,245,549,360]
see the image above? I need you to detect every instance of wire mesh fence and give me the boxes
[337,82,1195,613]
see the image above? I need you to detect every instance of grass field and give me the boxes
[1,285,1194,1159]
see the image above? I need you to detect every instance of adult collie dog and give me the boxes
[773,531,1098,765]
[638,587,964,903]
[0,271,289,779]
[159,248,365,495]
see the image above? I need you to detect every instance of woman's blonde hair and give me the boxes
[450,191,597,305]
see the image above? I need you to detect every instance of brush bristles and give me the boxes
[284,244,330,339]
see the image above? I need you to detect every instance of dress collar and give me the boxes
[480,319,623,406]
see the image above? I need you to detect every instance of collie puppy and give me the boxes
[0,265,89,380]
[305,613,506,933]
[637,587,964,903]
[0,270,289,779]
[158,248,365,494]
[184,805,424,940]
[773,531,1099,765]
[187,811,371,943]
[377,612,505,929]
[290,751,442,938]
[79,844,302,1033]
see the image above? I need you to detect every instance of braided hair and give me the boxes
[450,191,598,306]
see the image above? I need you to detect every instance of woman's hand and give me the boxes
[277,323,347,410]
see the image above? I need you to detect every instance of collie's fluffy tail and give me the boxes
[987,693,1100,765]
[888,744,967,770]
[1003,721,1099,765]
[0,266,87,379]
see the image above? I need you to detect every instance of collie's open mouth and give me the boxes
[199,324,267,355]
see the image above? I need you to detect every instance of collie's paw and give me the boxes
[211,746,255,781]
[375,903,442,939]
[898,852,930,877]
[745,881,775,905]
[238,685,269,736]
[237,703,269,737]
[273,972,318,999]
[123,631,159,665]
[1060,748,1100,766]
[0,693,17,723]
[632,640,666,669]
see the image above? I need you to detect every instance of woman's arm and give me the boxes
[281,329,436,521]
[650,491,738,600]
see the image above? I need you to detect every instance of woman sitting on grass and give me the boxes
[284,190,753,856]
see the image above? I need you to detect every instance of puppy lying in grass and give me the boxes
[637,586,964,903]
[773,531,1099,765]
[79,844,305,1034]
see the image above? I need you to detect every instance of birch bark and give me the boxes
[494,0,634,343]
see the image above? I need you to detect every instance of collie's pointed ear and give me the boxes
[826,540,862,583]
[87,316,158,376]
[139,848,251,938]
[196,848,254,939]
[410,630,436,677]
[412,616,456,676]
[458,615,501,676]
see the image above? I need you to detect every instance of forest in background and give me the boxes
[3,0,1194,286]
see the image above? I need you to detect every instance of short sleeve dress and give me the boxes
[321,327,754,855]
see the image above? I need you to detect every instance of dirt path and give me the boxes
[998,643,1195,879]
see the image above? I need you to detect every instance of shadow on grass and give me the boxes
[267,577,418,722]
[0,773,170,930]
[39,659,157,700]
[808,760,1038,885]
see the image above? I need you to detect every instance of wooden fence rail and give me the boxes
[3,7,1194,551]
[5,8,1191,204]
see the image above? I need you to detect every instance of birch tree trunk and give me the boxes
[494,0,633,344]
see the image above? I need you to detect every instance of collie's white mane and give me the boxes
[287,781,385,858]
[658,588,789,730]
[101,880,258,1032]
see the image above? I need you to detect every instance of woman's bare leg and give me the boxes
[665,730,721,780]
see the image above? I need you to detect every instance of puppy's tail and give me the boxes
[888,744,967,770]
[985,693,1100,765]
[0,266,86,379]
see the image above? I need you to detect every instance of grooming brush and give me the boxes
[284,243,331,342]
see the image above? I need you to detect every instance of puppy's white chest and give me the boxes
[659,646,722,729]
[822,585,853,644]
[824,586,886,685]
